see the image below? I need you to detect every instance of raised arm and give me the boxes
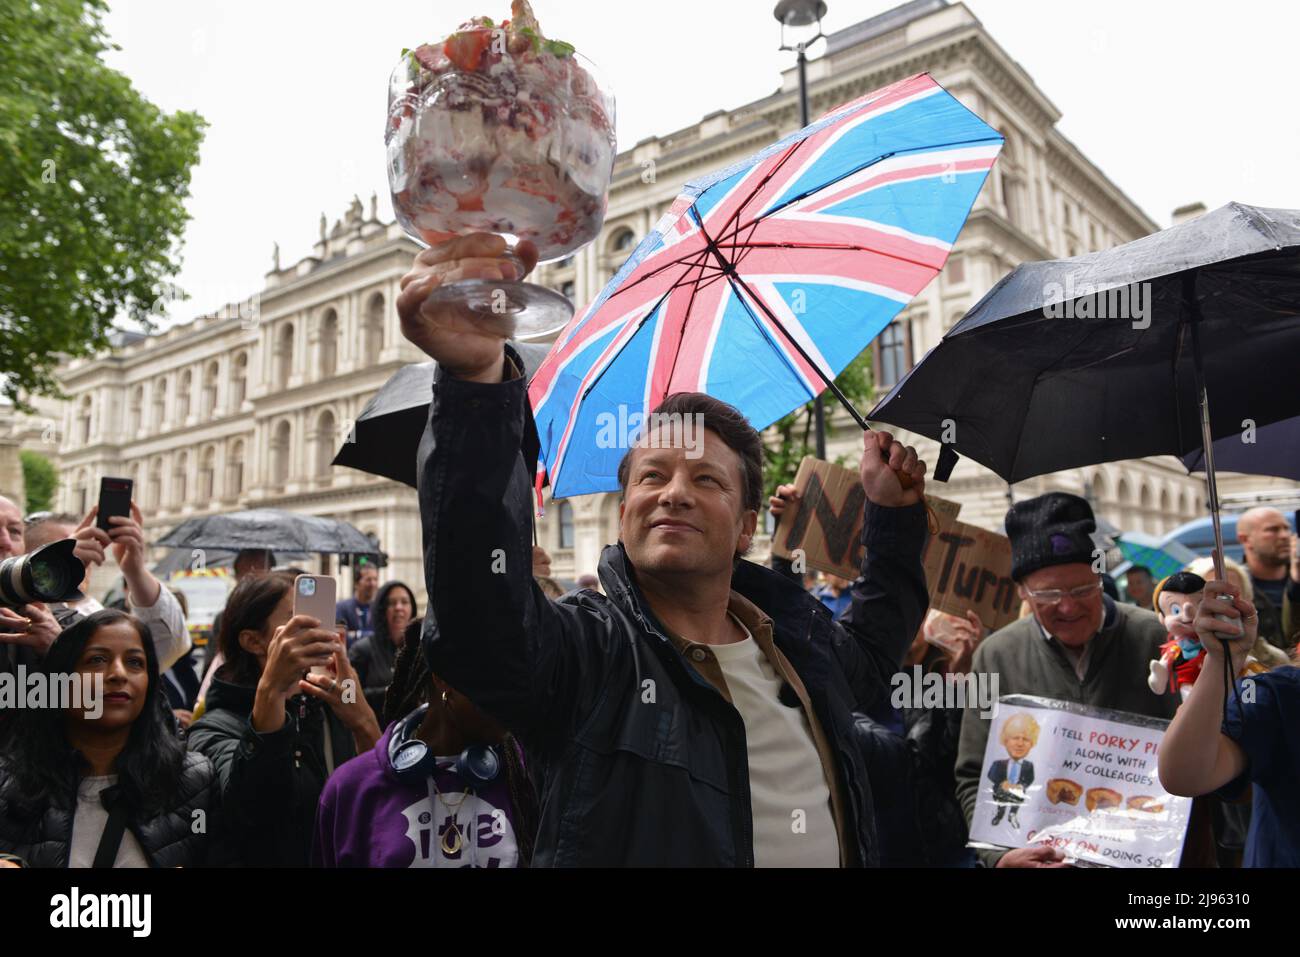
[402,235,613,751]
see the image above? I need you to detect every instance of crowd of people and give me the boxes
[2,237,1298,869]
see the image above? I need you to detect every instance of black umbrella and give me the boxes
[155,509,386,563]
[1182,414,1300,482]
[870,201,1300,576]
[333,341,553,488]
[149,547,315,579]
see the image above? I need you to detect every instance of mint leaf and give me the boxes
[482,16,494,27]
[545,39,576,57]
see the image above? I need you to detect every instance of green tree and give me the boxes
[762,346,874,497]
[0,0,206,409]
[20,449,58,513]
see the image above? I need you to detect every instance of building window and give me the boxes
[558,501,574,549]
[202,361,219,415]
[77,397,92,444]
[276,323,295,387]
[178,369,192,422]
[315,410,336,477]
[148,458,163,509]
[173,452,188,506]
[319,309,339,377]
[945,254,965,286]
[199,446,216,501]
[561,281,576,300]
[873,320,912,391]
[128,387,143,434]
[227,440,245,498]
[231,351,248,409]
[271,421,292,485]
[363,294,385,367]
[556,256,575,269]
[152,379,167,429]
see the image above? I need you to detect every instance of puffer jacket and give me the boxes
[417,346,930,867]
[0,751,220,868]
[187,674,355,867]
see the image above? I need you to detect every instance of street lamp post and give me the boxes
[774,0,828,459]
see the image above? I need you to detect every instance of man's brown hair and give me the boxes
[615,392,764,514]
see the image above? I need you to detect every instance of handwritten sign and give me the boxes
[968,695,1192,868]
[922,519,1019,632]
[771,456,960,579]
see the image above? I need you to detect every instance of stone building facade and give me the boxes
[7,0,1279,601]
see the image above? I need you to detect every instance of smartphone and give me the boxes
[293,574,338,676]
[96,477,134,532]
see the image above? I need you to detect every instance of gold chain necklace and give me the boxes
[431,771,472,856]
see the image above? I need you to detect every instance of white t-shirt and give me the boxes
[69,775,150,868]
[709,614,839,868]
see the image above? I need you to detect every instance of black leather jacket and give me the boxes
[0,751,220,868]
[417,346,930,866]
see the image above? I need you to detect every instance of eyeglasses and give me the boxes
[23,511,53,525]
[1024,580,1103,606]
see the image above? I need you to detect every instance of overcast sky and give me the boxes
[100,0,1300,326]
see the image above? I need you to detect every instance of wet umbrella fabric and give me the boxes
[155,509,385,561]
[1182,415,1300,483]
[332,341,552,488]
[870,202,1300,484]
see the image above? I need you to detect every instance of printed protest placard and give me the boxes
[770,456,960,579]
[968,695,1192,868]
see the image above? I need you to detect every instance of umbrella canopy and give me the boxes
[333,341,552,487]
[1182,414,1300,482]
[1115,533,1197,580]
[149,547,315,579]
[155,509,386,562]
[870,202,1300,482]
[528,72,1002,498]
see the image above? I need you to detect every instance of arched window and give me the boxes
[128,386,143,434]
[558,501,574,549]
[276,324,295,387]
[319,309,339,377]
[362,294,385,367]
[231,351,248,409]
[77,396,92,444]
[202,361,219,414]
[227,439,245,498]
[315,409,336,477]
[173,452,189,505]
[178,369,192,422]
[610,229,635,253]
[148,457,163,509]
[271,421,291,484]
[152,378,167,428]
[199,445,216,501]
[1158,488,1171,516]
[73,468,88,514]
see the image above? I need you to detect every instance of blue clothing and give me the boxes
[813,585,852,621]
[336,596,374,645]
[1219,667,1300,867]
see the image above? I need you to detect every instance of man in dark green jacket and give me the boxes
[955,492,1175,868]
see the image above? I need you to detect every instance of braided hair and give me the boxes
[385,620,540,867]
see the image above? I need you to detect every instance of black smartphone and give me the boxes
[96,477,134,532]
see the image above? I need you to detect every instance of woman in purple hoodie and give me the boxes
[313,620,539,867]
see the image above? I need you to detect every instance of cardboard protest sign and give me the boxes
[921,519,1019,632]
[968,695,1192,868]
[770,456,960,579]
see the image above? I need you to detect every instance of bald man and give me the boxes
[1236,507,1300,651]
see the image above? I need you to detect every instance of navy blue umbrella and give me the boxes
[1182,415,1300,482]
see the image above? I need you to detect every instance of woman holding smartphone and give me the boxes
[187,572,380,866]
[0,609,222,868]
[348,580,418,725]
[313,619,539,868]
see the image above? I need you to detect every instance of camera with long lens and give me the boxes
[0,539,86,609]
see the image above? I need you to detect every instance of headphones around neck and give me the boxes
[387,703,501,788]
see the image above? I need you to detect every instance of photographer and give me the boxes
[0,495,62,673]
[25,504,191,672]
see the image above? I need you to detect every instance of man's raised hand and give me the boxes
[859,430,926,508]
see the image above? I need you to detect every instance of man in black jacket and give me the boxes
[400,234,930,866]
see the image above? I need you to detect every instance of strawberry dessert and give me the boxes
[386,0,617,260]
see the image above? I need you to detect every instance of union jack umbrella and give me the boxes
[528,72,1002,499]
